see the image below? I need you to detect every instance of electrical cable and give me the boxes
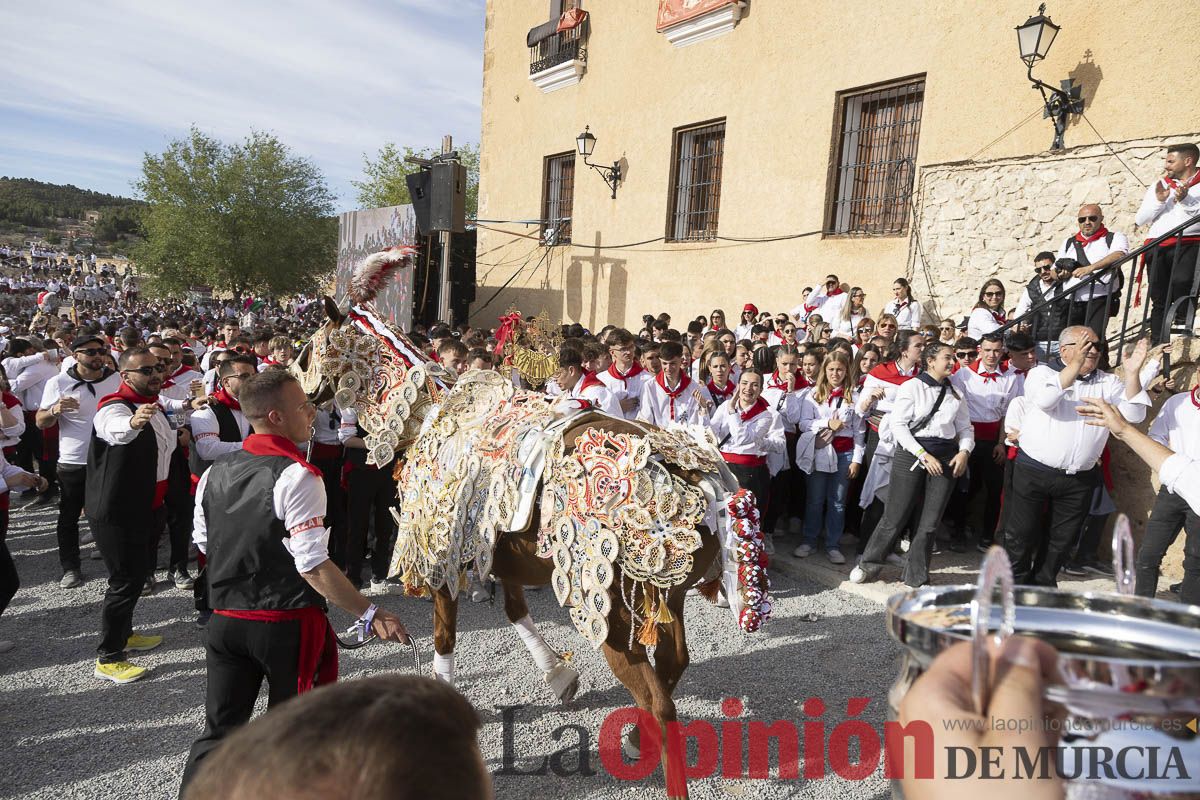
[1080,113,1148,187]
[474,244,554,315]
[965,106,1044,162]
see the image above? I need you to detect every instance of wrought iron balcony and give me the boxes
[529,24,588,76]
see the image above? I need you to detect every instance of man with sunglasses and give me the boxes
[1014,251,1072,360]
[37,335,122,589]
[1056,204,1128,345]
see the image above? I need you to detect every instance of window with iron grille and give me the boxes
[826,77,925,236]
[541,152,575,245]
[667,119,726,242]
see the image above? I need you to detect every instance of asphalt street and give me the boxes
[0,499,900,800]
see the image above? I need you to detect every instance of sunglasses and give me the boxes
[825,280,838,286]
[984,291,1004,298]
[1077,215,1100,223]
[123,364,167,376]
[74,347,107,356]
[232,346,253,354]
[857,326,874,333]
[1036,265,1055,272]
[939,325,954,331]
[956,351,977,358]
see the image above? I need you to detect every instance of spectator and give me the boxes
[967,279,1007,340]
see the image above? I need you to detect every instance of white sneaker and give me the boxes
[792,544,814,558]
[826,549,846,565]
[886,553,904,566]
[369,578,389,595]
[899,538,911,553]
[848,566,867,584]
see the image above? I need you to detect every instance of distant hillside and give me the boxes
[0,178,143,249]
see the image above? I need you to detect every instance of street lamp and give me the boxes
[576,126,621,199]
[1015,4,1083,151]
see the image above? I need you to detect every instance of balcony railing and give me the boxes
[529,23,588,76]
[995,210,1200,372]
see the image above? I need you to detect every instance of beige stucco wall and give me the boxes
[474,0,1200,330]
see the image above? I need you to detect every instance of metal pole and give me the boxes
[437,134,453,325]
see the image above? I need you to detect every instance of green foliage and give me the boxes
[0,177,140,227]
[43,230,62,245]
[352,142,479,218]
[133,127,336,299]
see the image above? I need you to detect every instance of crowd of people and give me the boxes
[0,141,1197,797]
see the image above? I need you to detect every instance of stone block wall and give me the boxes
[907,132,1200,324]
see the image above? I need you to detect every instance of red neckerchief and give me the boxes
[169,364,191,380]
[606,361,645,386]
[827,386,846,406]
[1164,171,1200,191]
[827,287,844,298]
[656,371,692,420]
[212,387,241,411]
[1191,385,1200,410]
[707,379,734,401]
[990,309,1007,325]
[1075,225,1110,245]
[98,382,161,411]
[2,391,19,410]
[577,370,604,393]
[242,433,322,477]
[261,356,279,367]
[892,298,910,311]
[803,298,821,314]
[766,371,792,393]
[969,359,1001,383]
[867,361,917,386]
[738,396,769,422]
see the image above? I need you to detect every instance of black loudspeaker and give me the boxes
[430,162,466,233]
[406,170,433,236]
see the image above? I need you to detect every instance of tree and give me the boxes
[134,127,336,299]
[352,142,479,218]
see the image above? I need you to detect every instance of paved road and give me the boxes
[1,501,900,800]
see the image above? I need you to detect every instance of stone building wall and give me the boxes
[907,132,1200,325]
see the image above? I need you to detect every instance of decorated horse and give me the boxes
[291,247,772,798]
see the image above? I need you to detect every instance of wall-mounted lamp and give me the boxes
[576,126,621,199]
[1016,4,1084,151]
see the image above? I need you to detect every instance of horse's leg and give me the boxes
[502,579,580,704]
[652,593,690,696]
[431,585,458,683]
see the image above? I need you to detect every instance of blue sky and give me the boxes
[0,0,484,211]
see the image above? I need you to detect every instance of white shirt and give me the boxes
[831,309,867,339]
[760,373,806,432]
[709,399,787,475]
[1158,453,1200,515]
[312,408,342,445]
[1014,277,1067,318]
[795,389,865,473]
[1149,390,1200,464]
[193,460,331,574]
[191,402,251,461]
[39,370,122,465]
[0,447,34,495]
[1056,230,1129,301]
[93,400,177,482]
[882,298,922,330]
[888,376,975,458]
[0,396,24,450]
[12,357,60,410]
[596,365,653,420]
[950,362,1018,424]
[637,375,713,426]
[734,322,754,341]
[1135,176,1200,240]
[1018,363,1150,473]
[967,307,1005,341]
[563,376,621,417]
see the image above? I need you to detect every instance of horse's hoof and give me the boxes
[545,662,579,704]
[621,729,641,761]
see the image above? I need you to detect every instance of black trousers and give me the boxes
[726,462,771,522]
[1136,487,1200,604]
[947,439,1003,545]
[180,614,303,792]
[1003,459,1097,586]
[1147,243,1200,343]
[347,465,397,585]
[762,433,803,533]
[861,448,958,587]
[90,508,166,663]
[56,463,87,573]
[1069,298,1110,349]
[160,453,193,574]
[0,498,15,616]
[312,456,347,569]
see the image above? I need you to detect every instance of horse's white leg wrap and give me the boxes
[433,651,455,684]
[512,614,558,672]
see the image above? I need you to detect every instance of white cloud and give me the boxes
[0,0,485,207]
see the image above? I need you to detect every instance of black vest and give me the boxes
[203,450,324,611]
[1024,275,1071,340]
[86,399,159,525]
[189,402,247,477]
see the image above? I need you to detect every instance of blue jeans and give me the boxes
[803,451,852,549]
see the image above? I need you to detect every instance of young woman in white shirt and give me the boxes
[794,352,863,564]
[967,279,1008,340]
[709,368,786,529]
[704,350,736,405]
[881,278,923,330]
[851,342,974,588]
[833,288,868,338]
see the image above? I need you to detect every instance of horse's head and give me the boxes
[290,295,346,406]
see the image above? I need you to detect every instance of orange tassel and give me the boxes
[637,614,659,647]
[696,579,721,603]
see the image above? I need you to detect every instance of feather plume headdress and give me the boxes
[349,246,418,304]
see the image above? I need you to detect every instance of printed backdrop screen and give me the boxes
[335,204,417,331]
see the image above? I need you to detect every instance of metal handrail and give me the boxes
[994,210,1200,367]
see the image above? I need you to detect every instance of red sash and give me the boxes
[213,606,337,693]
[722,452,766,467]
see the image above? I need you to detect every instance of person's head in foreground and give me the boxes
[184,675,491,800]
